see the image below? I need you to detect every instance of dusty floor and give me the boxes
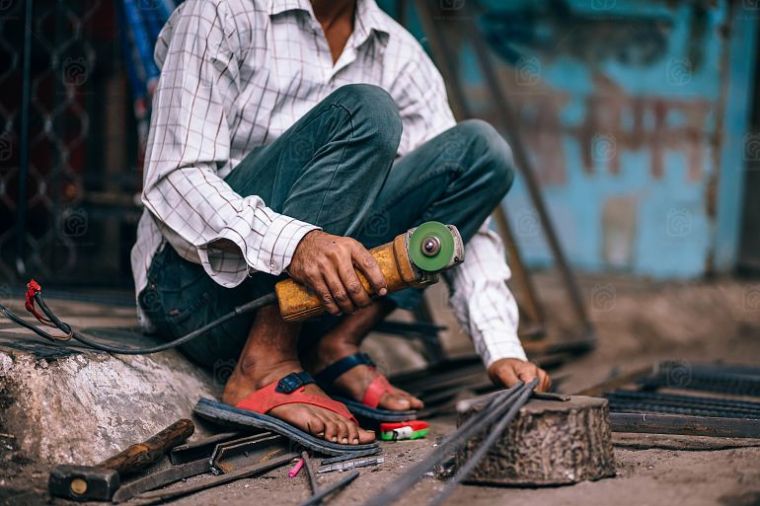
[2,272,760,505]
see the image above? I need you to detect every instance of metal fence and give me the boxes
[0,0,142,288]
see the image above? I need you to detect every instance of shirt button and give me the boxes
[270,262,276,270]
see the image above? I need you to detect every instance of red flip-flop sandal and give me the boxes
[193,371,378,456]
[315,353,418,422]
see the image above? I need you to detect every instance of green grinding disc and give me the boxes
[409,221,456,272]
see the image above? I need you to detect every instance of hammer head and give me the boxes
[48,464,121,501]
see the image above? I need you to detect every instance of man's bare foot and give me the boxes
[223,358,375,445]
[304,301,424,412]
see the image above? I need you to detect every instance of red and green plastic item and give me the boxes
[379,420,430,441]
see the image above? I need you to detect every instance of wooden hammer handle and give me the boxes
[98,419,194,475]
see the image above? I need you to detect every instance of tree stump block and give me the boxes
[456,395,616,486]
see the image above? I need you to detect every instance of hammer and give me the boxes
[48,418,194,501]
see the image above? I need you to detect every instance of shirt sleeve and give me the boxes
[393,43,527,366]
[142,0,318,288]
[445,219,527,366]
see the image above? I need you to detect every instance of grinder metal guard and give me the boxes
[276,222,464,321]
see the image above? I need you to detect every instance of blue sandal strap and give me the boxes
[314,352,375,386]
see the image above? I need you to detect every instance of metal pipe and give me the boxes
[15,0,34,276]
[463,4,595,341]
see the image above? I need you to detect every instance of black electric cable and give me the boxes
[0,292,277,355]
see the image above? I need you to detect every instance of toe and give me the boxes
[381,392,412,411]
[323,419,339,443]
[358,428,376,444]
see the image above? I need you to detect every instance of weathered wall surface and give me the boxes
[386,0,758,278]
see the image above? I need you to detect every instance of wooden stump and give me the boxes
[456,395,616,486]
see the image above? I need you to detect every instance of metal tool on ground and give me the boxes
[318,455,384,474]
[299,470,360,506]
[2,222,464,355]
[581,361,760,439]
[362,381,535,506]
[112,431,287,503]
[133,452,298,504]
[48,419,194,502]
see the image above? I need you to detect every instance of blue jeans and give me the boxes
[139,84,514,367]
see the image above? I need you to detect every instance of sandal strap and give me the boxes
[236,372,356,423]
[314,352,376,385]
[362,375,394,409]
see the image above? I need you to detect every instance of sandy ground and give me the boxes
[2,272,760,505]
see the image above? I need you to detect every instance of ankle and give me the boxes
[233,355,300,388]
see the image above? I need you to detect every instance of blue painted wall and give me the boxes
[381,0,758,278]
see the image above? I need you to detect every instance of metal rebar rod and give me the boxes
[608,402,760,420]
[298,470,359,506]
[430,379,538,506]
[463,4,594,340]
[609,412,760,439]
[15,0,34,276]
[606,391,760,413]
[363,383,525,506]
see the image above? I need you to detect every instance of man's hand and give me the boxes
[487,358,551,392]
[288,230,387,315]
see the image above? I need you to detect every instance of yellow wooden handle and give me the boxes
[275,234,419,321]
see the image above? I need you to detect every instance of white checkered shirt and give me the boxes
[131,0,527,365]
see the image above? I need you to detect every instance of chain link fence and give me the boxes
[1,0,142,288]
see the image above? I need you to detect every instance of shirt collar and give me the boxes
[268,0,390,47]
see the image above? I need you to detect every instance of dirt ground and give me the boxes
[2,272,760,505]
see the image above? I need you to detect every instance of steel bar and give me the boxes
[492,207,546,331]
[135,452,297,503]
[15,0,34,276]
[430,379,538,506]
[299,470,359,506]
[413,0,549,342]
[462,2,595,341]
[363,383,525,506]
[609,413,760,439]
[609,402,760,420]
[302,451,319,495]
[640,371,760,397]
[169,432,242,464]
[606,391,760,414]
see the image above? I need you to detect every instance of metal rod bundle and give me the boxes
[364,379,538,506]
[640,365,760,397]
[606,391,760,419]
